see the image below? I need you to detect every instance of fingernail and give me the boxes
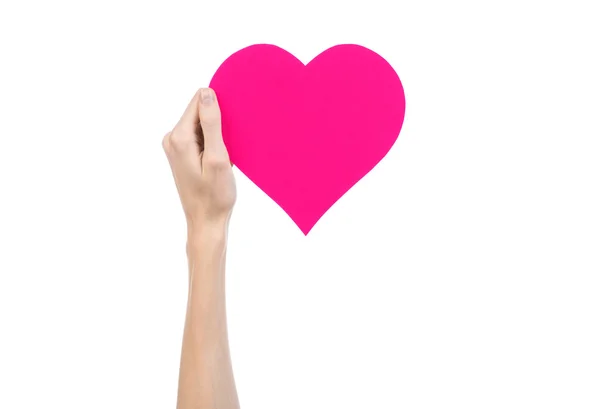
[200,88,214,105]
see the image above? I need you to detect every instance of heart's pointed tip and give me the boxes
[298,226,310,236]
[298,222,316,236]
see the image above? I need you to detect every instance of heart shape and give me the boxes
[210,44,405,234]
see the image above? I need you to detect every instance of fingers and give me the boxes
[164,90,200,156]
[164,88,231,172]
[162,131,172,154]
[176,89,201,133]
[198,88,229,160]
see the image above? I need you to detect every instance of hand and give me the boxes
[167,89,240,409]
[163,88,236,234]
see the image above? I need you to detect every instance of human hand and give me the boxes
[163,88,236,235]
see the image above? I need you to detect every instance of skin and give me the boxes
[163,87,239,409]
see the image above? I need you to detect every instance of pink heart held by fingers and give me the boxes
[210,44,406,235]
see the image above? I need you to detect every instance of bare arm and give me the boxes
[177,230,238,409]
[163,88,239,409]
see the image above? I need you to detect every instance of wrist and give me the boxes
[186,220,228,252]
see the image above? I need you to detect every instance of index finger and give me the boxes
[174,88,202,133]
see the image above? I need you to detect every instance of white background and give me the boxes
[1,0,599,408]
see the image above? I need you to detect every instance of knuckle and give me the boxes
[203,154,230,170]
[162,132,172,153]
[201,118,221,132]
[200,109,222,128]
[169,130,189,150]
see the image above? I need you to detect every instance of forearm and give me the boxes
[177,226,239,409]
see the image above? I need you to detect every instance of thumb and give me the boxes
[198,88,229,160]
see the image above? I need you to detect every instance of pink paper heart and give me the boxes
[210,44,405,235]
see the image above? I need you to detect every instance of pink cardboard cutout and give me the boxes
[210,44,406,235]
